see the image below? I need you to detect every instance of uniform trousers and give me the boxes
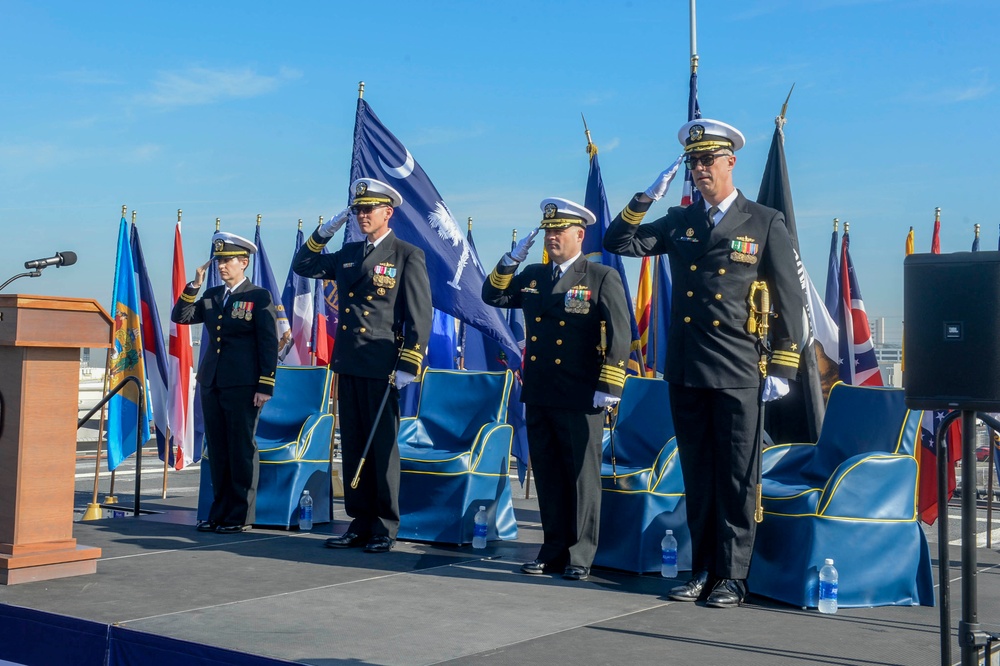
[669,384,760,579]
[201,384,261,527]
[338,374,401,539]
[525,404,603,568]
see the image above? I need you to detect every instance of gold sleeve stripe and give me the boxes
[179,292,197,303]
[489,269,513,290]
[305,236,326,253]
[621,206,645,225]
[599,365,627,387]
[400,349,424,365]
[259,377,276,385]
[771,351,800,368]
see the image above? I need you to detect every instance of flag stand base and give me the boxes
[80,504,104,522]
[331,470,344,498]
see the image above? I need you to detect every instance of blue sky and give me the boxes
[2,0,996,345]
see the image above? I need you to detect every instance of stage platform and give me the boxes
[1,490,998,665]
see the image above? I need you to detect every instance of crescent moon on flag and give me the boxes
[379,150,415,179]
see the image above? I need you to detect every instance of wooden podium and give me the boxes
[0,294,112,584]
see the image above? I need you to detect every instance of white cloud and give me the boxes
[135,66,302,108]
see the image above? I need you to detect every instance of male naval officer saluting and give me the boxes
[482,197,631,581]
[293,177,431,554]
[171,231,279,535]
[603,118,804,607]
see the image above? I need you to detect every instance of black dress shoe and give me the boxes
[705,578,747,608]
[562,565,590,581]
[520,559,563,576]
[668,570,711,602]
[363,535,394,553]
[215,524,249,534]
[195,521,217,532]
[324,532,368,549]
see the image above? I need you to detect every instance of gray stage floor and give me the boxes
[2,492,999,666]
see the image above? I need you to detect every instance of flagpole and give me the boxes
[158,209,178,499]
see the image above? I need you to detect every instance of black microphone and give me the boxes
[24,251,77,270]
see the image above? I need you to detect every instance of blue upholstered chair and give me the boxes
[593,376,692,573]
[397,369,517,544]
[748,383,934,608]
[197,365,335,528]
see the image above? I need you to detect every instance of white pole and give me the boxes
[689,0,697,60]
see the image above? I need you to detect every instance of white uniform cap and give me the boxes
[351,178,403,207]
[212,231,257,257]
[539,197,597,229]
[677,118,746,153]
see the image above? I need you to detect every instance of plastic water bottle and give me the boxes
[298,490,314,531]
[660,529,678,578]
[818,558,839,614]
[472,506,488,549]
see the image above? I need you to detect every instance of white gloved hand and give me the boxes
[593,390,621,410]
[318,207,350,238]
[762,376,790,402]
[643,155,685,201]
[394,370,416,390]
[507,227,540,264]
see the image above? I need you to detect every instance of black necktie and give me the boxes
[552,265,561,281]
[707,206,720,228]
[365,243,374,256]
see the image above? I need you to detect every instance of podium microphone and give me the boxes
[24,251,77,270]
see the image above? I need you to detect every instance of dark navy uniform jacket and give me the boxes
[171,279,279,395]
[604,191,803,389]
[482,254,631,410]
[292,229,431,380]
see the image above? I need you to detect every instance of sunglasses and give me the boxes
[351,204,388,215]
[684,153,731,169]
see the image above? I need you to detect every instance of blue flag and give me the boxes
[825,224,841,325]
[192,243,222,460]
[130,224,172,464]
[582,146,644,376]
[253,223,293,360]
[348,98,520,364]
[107,217,152,471]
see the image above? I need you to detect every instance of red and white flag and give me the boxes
[167,222,197,469]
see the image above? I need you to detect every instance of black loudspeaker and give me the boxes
[904,251,1000,410]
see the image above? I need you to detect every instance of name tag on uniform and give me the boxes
[342,262,355,268]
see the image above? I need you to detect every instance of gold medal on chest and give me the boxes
[686,228,695,237]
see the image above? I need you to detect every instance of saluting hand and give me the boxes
[643,155,685,202]
[191,260,212,289]
[507,227,540,264]
[318,207,350,238]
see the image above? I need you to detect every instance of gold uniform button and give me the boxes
[218,315,223,320]
[344,307,350,313]
[686,291,694,297]
[555,359,561,365]
[348,292,354,297]
[535,317,542,322]
[359,327,366,333]
[713,320,720,327]
[216,337,221,342]
[363,311,369,316]
[530,355,537,361]
[556,339,563,345]
[342,325,347,330]
[531,336,537,342]
[684,316,691,323]
[715,293,723,300]
[718,268,726,275]
[366,295,373,301]
[216,326,221,330]
[690,264,697,271]
[559,321,566,326]
[217,349,221,354]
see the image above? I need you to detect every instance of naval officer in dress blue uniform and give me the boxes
[171,232,279,534]
[293,178,431,554]
[604,119,804,607]
[482,197,631,581]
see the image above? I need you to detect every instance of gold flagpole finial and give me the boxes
[215,217,221,231]
[975,223,981,238]
[177,209,182,223]
[131,210,136,224]
[121,204,127,218]
[511,228,518,244]
[778,84,796,122]
[256,214,262,227]
[318,215,323,227]
[844,221,850,234]
[467,216,473,232]
[934,207,941,222]
[582,113,596,158]
[358,81,365,99]
[833,217,839,232]
[298,218,303,231]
